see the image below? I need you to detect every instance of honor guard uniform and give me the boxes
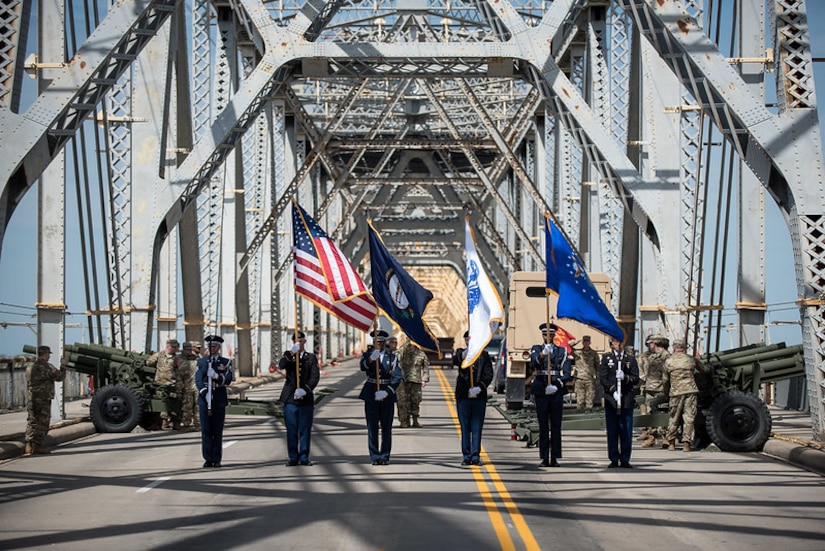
[278,331,320,466]
[358,329,402,465]
[599,337,640,468]
[196,335,233,468]
[453,331,494,466]
[530,323,572,467]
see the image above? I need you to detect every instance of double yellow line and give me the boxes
[433,368,540,551]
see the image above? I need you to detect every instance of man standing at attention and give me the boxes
[572,335,599,410]
[196,335,233,468]
[279,331,320,466]
[396,339,430,428]
[359,329,402,465]
[147,338,181,429]
[599,337,640,468]
[25,345,66,455]
[453,331,494,466]
[530,323,572,467]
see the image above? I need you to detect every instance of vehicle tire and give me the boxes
[706,390,771,452]
[90,384,143,433]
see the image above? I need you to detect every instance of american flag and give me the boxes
[292,200,377,332]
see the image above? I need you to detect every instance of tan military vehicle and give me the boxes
[503,271,613,410]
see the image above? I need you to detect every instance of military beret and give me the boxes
[205,335,224,345]
[539,322,558,334]
[291,331,307,341]
[371,329,389,342]
[166,338,180,347]
[672,339,687,349]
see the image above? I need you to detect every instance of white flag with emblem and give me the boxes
[463,217,505,367]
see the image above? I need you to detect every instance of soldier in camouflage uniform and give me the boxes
[662,339,708,452]
[179,342,200,431]
[25,345,66,455]
[396,339,430,428]
[572,335,600,410]
[641,336,670,447]
[146,338,181,429]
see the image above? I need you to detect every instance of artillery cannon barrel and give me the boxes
[65,343,148,367]
[736,355,805,378]
[720,345,803,370]
[702,343,784,367]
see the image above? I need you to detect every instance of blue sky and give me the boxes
[0,4,822,355]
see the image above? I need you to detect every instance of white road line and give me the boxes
[137,477,170,493]
[223,440,237,449]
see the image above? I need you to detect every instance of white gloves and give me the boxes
[545,384,558,395]
[207,367,217,379]
[468,386,482,398]
[542,344,552,355]
[370,350,381,361]
[375,390,388,401]
[616,369,625,381]
[613,391,620,403]
[294,388,307,400]
[291,342,300,353]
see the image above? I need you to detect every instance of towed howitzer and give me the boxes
[24,343,334,433]
[494,341,805,453]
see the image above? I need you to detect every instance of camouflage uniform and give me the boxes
[396,342,430,428]
[26,349,66,454]
[179,343,200,431]
[663,344,707,451]
[640,347,670,445]
[572,344,599,410]
[147,339,180,428]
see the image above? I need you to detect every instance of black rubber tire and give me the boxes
[90,384,143,433]
[706,390,772,452]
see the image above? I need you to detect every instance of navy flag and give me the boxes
[545,214,624,342]
[368,220,440,354]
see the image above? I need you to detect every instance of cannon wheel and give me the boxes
[90,384,143,433]
[706,390,771,452]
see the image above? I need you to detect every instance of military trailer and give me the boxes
[504,271,613,410]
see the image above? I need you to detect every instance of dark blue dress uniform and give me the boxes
[195,336,233,468]
[453,346,494,465]
[358,332,402,465]
[599,345,640,467]
[278,344,320,466]
[530,323,572,467]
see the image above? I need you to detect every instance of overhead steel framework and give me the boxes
[0,0,823,440]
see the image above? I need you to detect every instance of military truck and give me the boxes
[504,271,613,409]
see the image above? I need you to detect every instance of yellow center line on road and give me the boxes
[433,367,540,551]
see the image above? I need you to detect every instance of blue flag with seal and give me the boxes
[368,220,440,354]
[545,214,624,342]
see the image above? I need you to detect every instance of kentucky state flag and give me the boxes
[545,214,624,342]
[368,220,440,353]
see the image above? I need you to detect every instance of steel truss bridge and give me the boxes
[0,0,823,440]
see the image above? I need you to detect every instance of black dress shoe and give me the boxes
[620,461,633,469]
[471,458,483,466]
[299,460,313,466]
[381,459,389,465]
[608,461,619,468]
[461,459,472,466]
[539,459,551,467]
[285,459,299,467]
[549,460,560,467]
[203,461,213,468]
[372,460,381,465]
[213,462,222,468]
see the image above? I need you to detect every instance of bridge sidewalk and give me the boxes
[1,384,823,476]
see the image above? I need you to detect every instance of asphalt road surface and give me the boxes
[1,359,824,551]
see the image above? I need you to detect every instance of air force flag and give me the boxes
[463,217,504,367]
[368,221,440,353]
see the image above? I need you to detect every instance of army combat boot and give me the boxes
[31,443,50,455]
[636,430,650,441]
[399,418,410,428]
[683,441,692,452]
[642,436,657,448]
[24,442,33,456]
[667,440,676,451]
[412,416,422,428]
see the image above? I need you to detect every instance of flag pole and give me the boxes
[293,267,300,391]
[373,319,380,392]
[545,293,552,374]
[464,211,474,389]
